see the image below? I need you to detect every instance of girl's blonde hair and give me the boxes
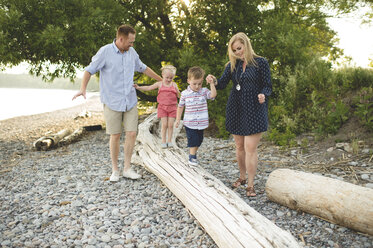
[161,65,177,76]
[228,32,259,72]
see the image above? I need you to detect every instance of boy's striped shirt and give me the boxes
[178,86,214,130]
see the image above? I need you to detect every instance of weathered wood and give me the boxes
[33,125,102,150]
[134,113,300,248]
[59,127,86,146]
[265,169,373,235]
[33,129,71,150]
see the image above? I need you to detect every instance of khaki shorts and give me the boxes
[103,104,138,134]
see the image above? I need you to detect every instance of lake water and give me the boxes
[0,88,99,120]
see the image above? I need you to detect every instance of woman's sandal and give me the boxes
[232,178,246,188]
[246,186,257,197]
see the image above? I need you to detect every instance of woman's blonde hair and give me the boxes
[227,32,259,72]
[161,65,177,76]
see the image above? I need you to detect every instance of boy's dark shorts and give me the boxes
[185,126,204,147]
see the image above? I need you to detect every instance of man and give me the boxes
[73,24,162,182]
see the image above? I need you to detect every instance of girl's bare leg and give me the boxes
[160,117,168,144]
[167,117,175,143]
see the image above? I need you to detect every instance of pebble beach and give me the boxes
[1,96,372,248]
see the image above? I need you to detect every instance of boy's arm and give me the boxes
[209,81,217,98]
[175,106,184,128]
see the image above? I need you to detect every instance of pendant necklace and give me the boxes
[235,71,242,91]
[235,62,244,91]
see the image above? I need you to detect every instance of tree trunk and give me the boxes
[33,129,71,151]
[134,113,300,248]
[59,127,86,146]
[265,169,373,236]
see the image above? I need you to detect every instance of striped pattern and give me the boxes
[178,86,214,130]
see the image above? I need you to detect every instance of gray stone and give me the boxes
[361,174,370,180]
[276,211,285,217]
[362,148,371,154]
[365,183,373,189]
[1,240,11,246]
[101,235,111,242]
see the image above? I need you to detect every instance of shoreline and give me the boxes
[0,95,104,169]
[0,88,100,121]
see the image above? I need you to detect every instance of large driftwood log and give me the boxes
[266,169,373,235]
[59,127,86,146]
[33,125,102,150]
[33,129,71,151]
[134,113,300,248]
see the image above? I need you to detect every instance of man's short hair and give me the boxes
[117,24,136,38]
[187,66,205,80]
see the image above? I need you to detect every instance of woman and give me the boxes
[206,32,272,197]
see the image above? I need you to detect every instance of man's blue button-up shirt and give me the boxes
[85,40,147,112]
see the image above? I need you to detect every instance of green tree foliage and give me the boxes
[0,0,125,80]
[354,87,373,131]
[1,0,366,80]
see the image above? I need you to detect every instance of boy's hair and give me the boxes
[187,66,205,80]
[117,24,136,38]
[161,65,177,76]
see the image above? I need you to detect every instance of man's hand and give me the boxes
[72,90,86,100]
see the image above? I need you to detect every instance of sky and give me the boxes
[2,7,372,75]
[327,7,373,68]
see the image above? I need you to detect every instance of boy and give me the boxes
[175,66,217,165]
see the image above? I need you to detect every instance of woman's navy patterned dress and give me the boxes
[216,57,272,136]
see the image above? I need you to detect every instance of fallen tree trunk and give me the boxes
[33,125,103,150]
[33,129,71,151]
[134,113,300,248]
[265,169,373,236]
[59,127,86,146]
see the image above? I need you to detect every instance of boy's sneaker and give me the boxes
[123,168,141,180]
[161,143,168,149]
[188,157,199,166]
[167,142,173,148]
[109,170,120,182]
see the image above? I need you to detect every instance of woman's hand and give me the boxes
[258,93,265,104]
[206,74,217,85]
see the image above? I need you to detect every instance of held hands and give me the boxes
[258,93,265,104]
[206,74,217,85]
[175,120,180,128]
[133,84,139,89]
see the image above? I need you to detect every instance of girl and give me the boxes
[134,65,180,148]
